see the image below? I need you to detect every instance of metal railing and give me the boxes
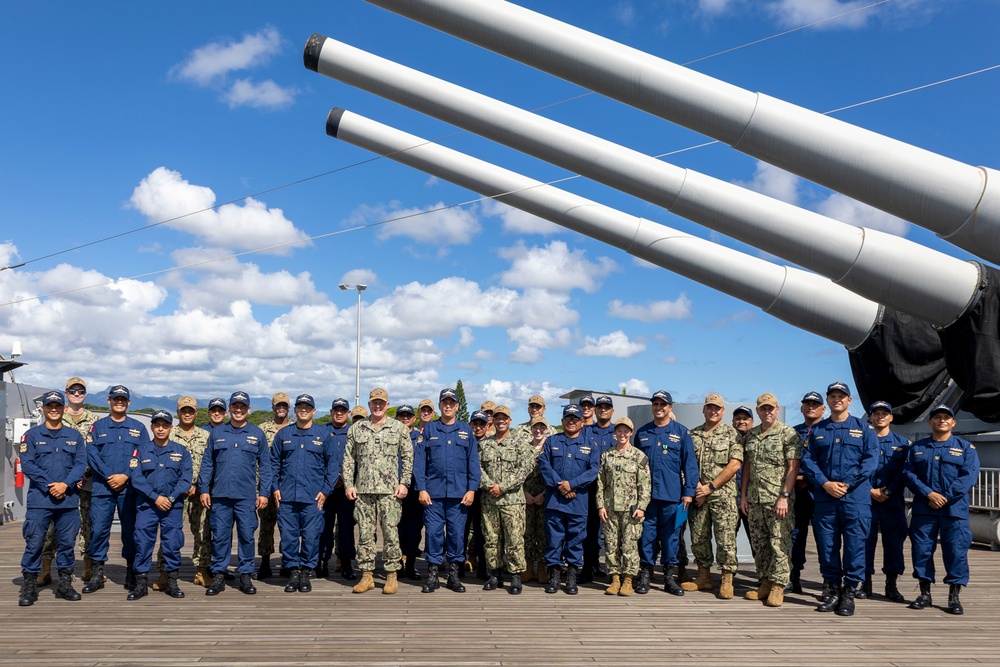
[971,467,1000,511]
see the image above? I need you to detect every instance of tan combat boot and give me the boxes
[39,557,53,586]
[383,571,398,594]
[745,579,773,601]
[353,571,375,594]
[719,571,734,599]
[151,570,169,591]
[605,574,621,595]
[523,560,536,583]
[537,563,550,584]
[619,575,634,597]
[194,567,211,588]
[682,565,712,592]
[765,583,784,607]
[83,557,94,582]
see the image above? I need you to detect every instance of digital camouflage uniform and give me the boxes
[522,442,547,564]
[743,421,802,586]
[478,430,534,574]
[343,418,413,572]
[257,420,287,558]
[42,409,99,560]
[688,422,743,573]
[597,445,651,577]
[172,426,211,568]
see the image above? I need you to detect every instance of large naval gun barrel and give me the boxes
[326,106,880,348]
[363,0,1000,267]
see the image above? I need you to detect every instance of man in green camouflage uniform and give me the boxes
[512,395,558,441]
[343,387,414,594]
[522,416,549,583]
[39,377,100,586]
[478,405,534,594]
[740,392,802,608]
[256,392,291,579]
[682,394,744,599]
[597,418,651,597]
[170,396,212,587]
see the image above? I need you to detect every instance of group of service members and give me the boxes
[15,378,979,617]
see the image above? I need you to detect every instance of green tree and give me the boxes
[455,379,470,422]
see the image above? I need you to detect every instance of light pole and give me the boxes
[339,284,367,407]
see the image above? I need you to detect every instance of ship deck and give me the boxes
[0,521,997,666]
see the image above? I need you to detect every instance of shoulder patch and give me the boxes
[20,443,27,453]
[129,459,139,468]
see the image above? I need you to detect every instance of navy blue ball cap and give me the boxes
[229,391,250,406]
[470,410,488,423]
[650,390,673,404]
[595,395,614,407]
[331,398,351,410]
[396,404,415,416]
[801,391,823,404]
[151,409,173,424]
[108,385,131,400]
[295,393,316,408]
[562,404,582,418]
[439,388,458,402]
[579,393,596,406]
[42,390,66,406]
[826,381,851,397]
[929,404,955,418]
[733,405,753,418]
[208,397,227,410]
[868,400,893,413]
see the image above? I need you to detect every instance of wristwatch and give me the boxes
[781,491,790,499]
[168,496,176,504]
[708,482,716,492]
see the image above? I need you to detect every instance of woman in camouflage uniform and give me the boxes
[522,417,549,583]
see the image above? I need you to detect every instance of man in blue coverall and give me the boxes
[861,400,910,602]
[800,381,878,617]
[581,394,616,583]
[83,385,151,594]
[415,388,480,593]
[634,390,697,596]
[317,397,355,580]
[198,391,273,596]
[18,390,87,606]
[539,404,601,595]
[128,410,192,601]
[273,394,342,593]
[903,404,980,615]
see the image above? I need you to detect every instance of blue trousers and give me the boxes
[21,507,80,573]
[910,514,972,586]
[865,502,907,576]
[210,497,258,575]
[278,501,324,569]
[640,499,683,568]
[791,487,815,573]
[89,491,136,563]
[318,489,356,563]
[545,509,586,568]
[134,501,185,573]
[424,497,468,564]
[812,501,871,587]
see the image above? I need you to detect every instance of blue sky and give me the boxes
[2,0,998,421]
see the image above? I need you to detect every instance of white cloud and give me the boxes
[350,202,481,245]
[614,2,637,27]
[816,193,910,237]
[735,161,802,205]
[766,0,873,29]
[223,79,297,110]
[340,268,377,287]
[130,167,311,254]
[577,330,646,358]
[621,378,650,397]
[480,199,562,235]
[473,349,496,361]
[699,0,742,14]
[458,326,474,347]
[498,240,617,293]
[608,295,692,322]
[507,325,572,364]
[172,27,283,86]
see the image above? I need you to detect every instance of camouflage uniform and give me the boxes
[597,446,651,577]
[172,426,211,568]
[688,422,743,572]
[522,443,547,564]
[43,409,99,560]
[512,421,557,442]
[257,420,287,558]
[479,431,534,574]
[743,421,802,586]
[343,418,413,572]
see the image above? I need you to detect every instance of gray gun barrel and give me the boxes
[364,0,1000,266]
[326,107,881,348]
[304,34,981,328]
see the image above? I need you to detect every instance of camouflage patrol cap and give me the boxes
[177,396,197,410]
[352,405,369,419]
[369,387,389,402]
[704,393,725,407]
[208,398,226,410]
[480,400,496,412]
[65,377,87,390]
[493,405,511,418]
[529,416,548,427]
[396,404,415,416]
[579,393,595,406]
[470,410,489,424]
[151,409,173,424]
[528,394,546,407]
[272,392,291,407]
[41,390,66,406]
[756,393,779,408]
[613,417,634,432]
[418,399,434,411]
[595,395,614,407]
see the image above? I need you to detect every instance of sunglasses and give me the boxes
[66,389,87,395]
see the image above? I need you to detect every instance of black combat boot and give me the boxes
[125,559,137,590]
[239,573,257,595]
[256,555,272,580]
[476,559,489,581]
[856,575,872,599]
[55,569,81,601]
[836,585,857,616]
[224,569,236,581]
[447,562,467,593]
[594,562,607,578]
[403,558,420,581]
[508,572,522,595]
[790,570,803,595]
[578,565,594,584]
[165,570,185,599]
[298,569,312,593]
[285,568,301,593]
[884,573,905,603]
[421,563,440,593]
[663,566,685,596]
[340,560,357,581]
[565,565,579,595]
[206,572,226,596]
[544,566,561,594]
[946,584,964,615]
[483,569,500,591]
[817,581,841,612]
[82,562,105,594]
[127,573,148,601]
[18,572,38,607]
[909,579,932,610]
[635,565,651,595]
[315,559,329,579]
